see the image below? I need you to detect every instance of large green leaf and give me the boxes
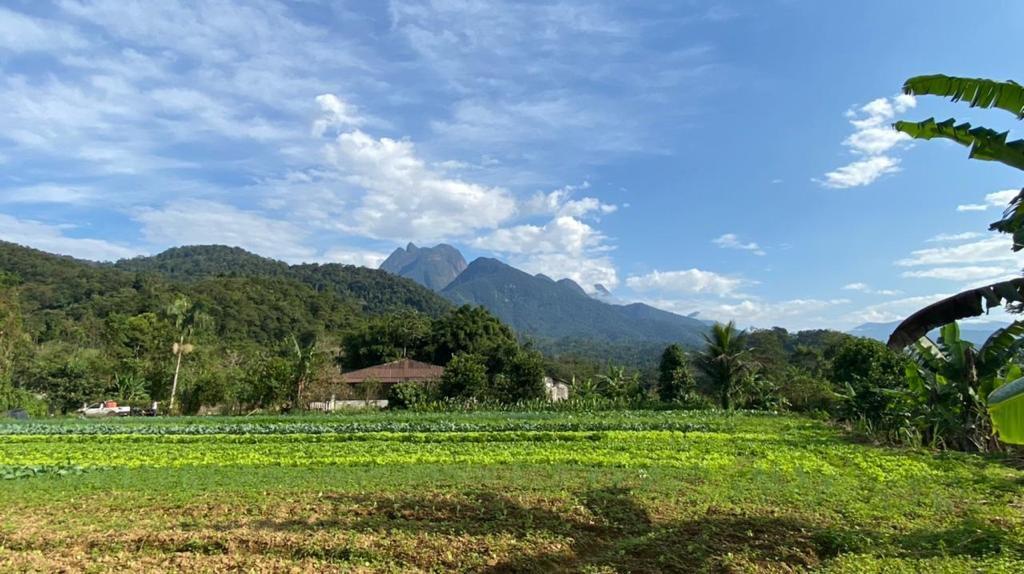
[903,75,1024,119]
[980,320,1024,367]
[887,278,1024,349]
[988,376,1024,444]
[894,118,1024,172]
[911,336,946,372]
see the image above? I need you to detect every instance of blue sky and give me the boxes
[2,1,1024,330]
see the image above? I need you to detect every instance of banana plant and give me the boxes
[907,322,1024,449]
[888,74,1024,442]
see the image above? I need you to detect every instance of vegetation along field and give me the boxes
[2,410,1023,573]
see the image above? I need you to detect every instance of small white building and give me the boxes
[544,377,570,402]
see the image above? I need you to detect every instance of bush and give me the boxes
[829,338,910,426]
[439,353,488,399]
[779,369,836,412]
[387,381,436,409]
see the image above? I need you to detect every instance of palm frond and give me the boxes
[894,118,1024,171]
[903,75,1024,119]
[887,278,1024,349]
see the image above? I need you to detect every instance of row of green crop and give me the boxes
[0,410,803,436]
[0,429,959,484]
[0,420,718,436]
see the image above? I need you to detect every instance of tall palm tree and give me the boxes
[166,296,208,413]
[697,321,748,410]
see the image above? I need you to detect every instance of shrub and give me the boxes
[387,381,436,409]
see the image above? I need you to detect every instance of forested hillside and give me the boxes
[0,242,469,414]
[115,245,453,317]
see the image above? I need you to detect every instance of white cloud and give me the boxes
[821,156,901,189]
[841,282,902,296]
[0,185,98,205]
[474,215,618,289]
[928,232,982,242]
[712,233,765,256]
[956,189,1021,212]
[321,247,388,268]
[323,126,517,242]
[626,269,744,297]
[473,216,605,256]
[0,213,139,261]
[312,93,363,137]
[522,182,617,219]
[134,200,316,263]
[507,252,619,291]
[902,266,1016,281]
[987,189,1020,206]
[820,95,915,189]
[647,296,851,330]
[846,293,951,324]
[0,7,88,52]
[957,204,988,212]
[896,235,1021,267]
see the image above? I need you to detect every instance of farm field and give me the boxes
[1,411,1023,573]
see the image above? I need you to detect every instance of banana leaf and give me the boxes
[988,377,1024,444]
[894,118,1024,172]
[902,75,1024,119]
[888,279,1024,349]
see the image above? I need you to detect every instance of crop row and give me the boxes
[0,420,718,436]
[0,430,945,483]
[0,410,808,436]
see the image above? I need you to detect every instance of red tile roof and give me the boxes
[340,358,444,384]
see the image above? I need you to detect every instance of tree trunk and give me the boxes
[169,334,184,414]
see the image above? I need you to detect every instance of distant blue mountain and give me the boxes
[849,320,1010,345]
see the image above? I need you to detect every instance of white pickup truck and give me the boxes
[77,401,132,417]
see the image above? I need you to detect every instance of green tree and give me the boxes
[0,283,31,411]
[439,352,488,399]
[340,311,432,370]
[500,350,546,402]
[23,345,110,414]
[829,337,910,427]
[657,344,694,402]
[430,306,518,367]
[697,322,749,410]
[165,296,210,413]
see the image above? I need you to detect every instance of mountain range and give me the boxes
[848,320,1011,346]
[379,244,710,347]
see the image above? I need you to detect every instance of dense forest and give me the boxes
[0,242,501,414]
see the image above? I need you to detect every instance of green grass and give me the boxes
[0,410,1022,573]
